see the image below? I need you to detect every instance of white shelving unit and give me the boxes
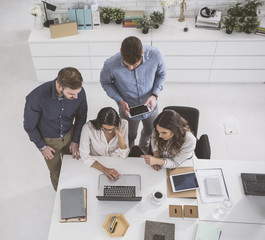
[28,18,265,83]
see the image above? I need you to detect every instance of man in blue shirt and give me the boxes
[100,36,166,153]
[24,67,87,190]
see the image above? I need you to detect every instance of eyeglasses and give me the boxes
[101,127,117,132]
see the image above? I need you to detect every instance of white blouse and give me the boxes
[79,119,130,167]
[151,130,196,168]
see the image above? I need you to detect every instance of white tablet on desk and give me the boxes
[170,172,199,193]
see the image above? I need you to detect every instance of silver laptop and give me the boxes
[96,174,142,201]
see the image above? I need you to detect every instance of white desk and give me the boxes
[48,156,265,239]
[195,159,265,225]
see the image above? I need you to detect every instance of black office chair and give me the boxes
[163,106,211,159]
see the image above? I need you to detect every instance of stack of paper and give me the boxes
[196,10,221,29]
[196,168,229,203]
[123,10,144,28]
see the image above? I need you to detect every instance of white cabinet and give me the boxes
[28,27,151,82]
[28,18,265,83]
[152,41,216,82]
[210,41,265,82]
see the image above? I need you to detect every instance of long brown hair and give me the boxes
[153,110,190,156]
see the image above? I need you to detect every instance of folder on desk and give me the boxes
[84,9,92,29]
[76,9,85,30]
[195,222,221,240]
[60,187,87,223]
[144,220,175,240]
[166,167,197,198]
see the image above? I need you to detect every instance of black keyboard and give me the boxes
[245,181,265,193]
[103,186,136,198]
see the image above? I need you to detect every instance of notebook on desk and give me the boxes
[241,173,265,196]
[96,174,142,201]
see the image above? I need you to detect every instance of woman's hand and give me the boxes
[141,155,158,166]
[114,127,122,137]
[103,167,120,180]
[151,165,161,171]
[115,127,127,150]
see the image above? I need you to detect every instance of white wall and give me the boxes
[32,0,265,20]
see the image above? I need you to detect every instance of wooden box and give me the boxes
[49,22,78,39]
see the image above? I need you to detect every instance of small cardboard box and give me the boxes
[49,22,78,39]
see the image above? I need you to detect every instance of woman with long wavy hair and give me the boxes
[141,109,196,171]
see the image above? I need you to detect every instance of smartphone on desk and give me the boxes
[128,104,151,118]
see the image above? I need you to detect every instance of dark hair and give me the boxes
[57,67,83,90]
[90,107,121,130]
[121,36,143,65]
[153,110,190,156]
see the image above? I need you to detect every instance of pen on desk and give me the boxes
[218,230,222,240]
[111,221,118,233]
[109,216,118,232]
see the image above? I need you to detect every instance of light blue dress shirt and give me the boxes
[100,45,166,121]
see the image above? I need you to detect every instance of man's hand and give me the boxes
[119,100,130,116]
[41,146,56,160]
[144,95,157,110]
[69,142,80,160]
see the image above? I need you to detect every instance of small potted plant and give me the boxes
[242,16,260,33]
[222,15,237,34]
[112,8,125,24]
[150,11,164,29]
[242,0,262,33]
[136,17,153,34]
[100,7,113,24]
[225,0,263,34]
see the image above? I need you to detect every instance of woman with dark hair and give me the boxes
[79,107,129,179]
[141,110,196,171]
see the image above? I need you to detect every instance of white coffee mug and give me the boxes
[151,190,165,205]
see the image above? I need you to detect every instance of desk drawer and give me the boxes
[212,56,265,69]
[29,43,89,56]
[165,56,213,69]
[152,42,216,56]
[210,70,265,82]
[89,41,151,56]
[215,41,265,55]
[35,69,92,82]
[90,56,107,69]
[89,42,120,56]
[166,70,210,82]
[32,57,91,69]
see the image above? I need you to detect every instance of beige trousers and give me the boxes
[43,127,73,191]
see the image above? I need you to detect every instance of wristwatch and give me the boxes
[151,93,158,99]
[39,145,47,152]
